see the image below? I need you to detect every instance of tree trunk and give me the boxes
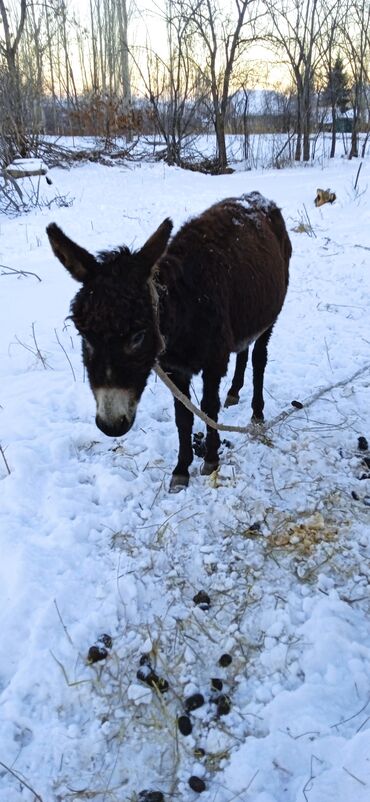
[349,90,359,159]
[302,66,311,162]
[0,0,28,158]
[303,103,310,161]
[330,106,336,158]
[117,0,131,111]
[215,109,227,169]
[349,121,359,158]
[294,94,302,161]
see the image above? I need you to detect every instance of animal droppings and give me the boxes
[210,678,223,691]
[192,432,206,458]
[138,791,164,802]
[358,436,369,451]
[156,677,169,693]
[136,668,169,693]
[352,491,360,501]
[178,715,193,736]
[218,653,232,667]
[137,665,152,681]
[291,400,304,409]
[249,521,262,534]
[188,776,206,793]
[97,633,112,649]
[193,590,211,609]
[87,645,108,664]
[185,693,205,712]
[216,694,232,716]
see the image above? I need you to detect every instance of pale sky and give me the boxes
[71,0,288,92]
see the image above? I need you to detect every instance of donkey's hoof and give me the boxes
[251,412,264,424]
[169,474,189,492]
[201,461,219,476]
[225,394,239,408]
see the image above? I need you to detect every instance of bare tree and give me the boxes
[315,0,349,158]
[117,0,131,111]
[341,0,370,158]
[0,0,28,161]
[182,0,261,169]
[130,1,206,164]
[265,0,338,161]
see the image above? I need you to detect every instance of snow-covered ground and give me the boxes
[0,149,369,802]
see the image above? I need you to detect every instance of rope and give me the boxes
[154,361,370,436]
[154,363,255,434]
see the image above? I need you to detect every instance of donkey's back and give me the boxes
[160,191,291,364]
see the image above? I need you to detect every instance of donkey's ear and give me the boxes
[136,218,173,274]
[46,223,96,282]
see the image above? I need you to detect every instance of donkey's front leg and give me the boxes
[200,370,222,476]
[170,372,194,492]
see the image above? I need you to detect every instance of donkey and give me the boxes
[47,191,291,491]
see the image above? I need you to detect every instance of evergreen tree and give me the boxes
[326,55,351,113]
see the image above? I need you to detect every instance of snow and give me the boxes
[0,141,370,802]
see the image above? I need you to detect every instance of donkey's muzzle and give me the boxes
[94,388,137,438]
[95,414,134,437]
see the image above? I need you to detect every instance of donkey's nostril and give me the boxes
[95,415,132,437]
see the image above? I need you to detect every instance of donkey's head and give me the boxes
[47,220,173,437]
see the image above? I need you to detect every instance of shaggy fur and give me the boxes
[47,191,292,490]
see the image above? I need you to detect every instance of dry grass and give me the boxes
[266,511,339,556]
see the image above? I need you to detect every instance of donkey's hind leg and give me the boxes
[225,349,249,407]
[251,326,273,421]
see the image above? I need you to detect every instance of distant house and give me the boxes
[227,89,293,133]
[320,108,353,133]
[335,117,353,133]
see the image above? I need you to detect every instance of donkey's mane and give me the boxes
[96,245,132,265]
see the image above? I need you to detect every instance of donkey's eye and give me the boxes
[128,330,146,350]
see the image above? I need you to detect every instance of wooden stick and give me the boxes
[154,362,370,435]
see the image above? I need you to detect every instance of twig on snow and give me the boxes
[154,361,370,436]
[15,323,51,369]
[330,695,370,730]
[0,760,44,802]
[54,599,74,645]
[0,444,11,475]
[54,329,76,381]
[49,650,90,688]
[342,766,367,786]
[266,362,370,432]
[31,322,48,370]
[354,161,363,191]
[302,755,324,802]
[302,204,317,238]
[0,263,42,282]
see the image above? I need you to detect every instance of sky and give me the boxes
[71,0,289,92]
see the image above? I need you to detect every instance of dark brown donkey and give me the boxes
[47,191,292,491]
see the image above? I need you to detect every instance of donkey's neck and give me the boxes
[155,253,185,338]
[147,273,166,356]
[154,253,203,376]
